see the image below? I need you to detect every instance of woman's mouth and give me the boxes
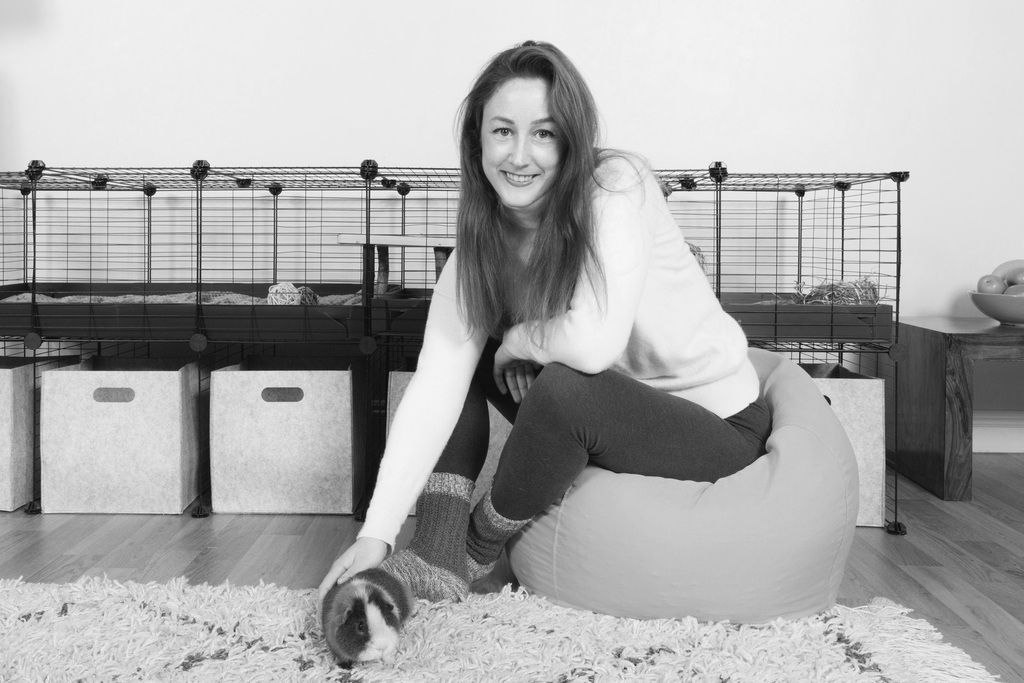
[502,171,537,186]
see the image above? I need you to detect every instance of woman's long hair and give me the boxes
[455,41,604,339]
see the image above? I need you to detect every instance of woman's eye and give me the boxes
[536,130,556,140]
[494,127,512,137]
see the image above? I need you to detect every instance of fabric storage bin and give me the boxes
[0,358,35,512]
[40,357,200,514]
[801,363,886,527]
[210,357,360,514]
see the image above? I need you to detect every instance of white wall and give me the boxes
[2,0,1023,404]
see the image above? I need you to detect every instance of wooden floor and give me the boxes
[2,455,1023,682]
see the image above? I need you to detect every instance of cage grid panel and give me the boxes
[1,162,904,351]
[1,165,465,293]
[664,173,900,305]
[3,164,901,300]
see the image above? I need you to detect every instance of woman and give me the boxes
[319,41,770,605]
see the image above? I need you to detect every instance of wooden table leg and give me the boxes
[896,323,973,500]
[943,338,974,500]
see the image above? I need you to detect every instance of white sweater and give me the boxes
[358,157,758,549]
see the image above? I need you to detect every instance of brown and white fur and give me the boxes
[321,567,414,666]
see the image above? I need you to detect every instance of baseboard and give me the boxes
[973,410,1024,453]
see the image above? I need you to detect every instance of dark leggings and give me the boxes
[435,339,772,521]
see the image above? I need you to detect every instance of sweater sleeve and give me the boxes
[357,253,487,549]
[500,160,656,374]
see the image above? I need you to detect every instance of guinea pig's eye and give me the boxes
[357,622,366,634]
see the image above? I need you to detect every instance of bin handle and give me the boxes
[94,388,135,403]
[262,387,304,403]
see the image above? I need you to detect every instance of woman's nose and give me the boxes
[508,138,529,167]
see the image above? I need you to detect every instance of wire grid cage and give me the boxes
[0,161,461,345]
[661,164,905,354]
[1,160,908,528]
[1,162,459,287]
[1,161,904,349]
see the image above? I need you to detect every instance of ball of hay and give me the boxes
[267,283,301,305]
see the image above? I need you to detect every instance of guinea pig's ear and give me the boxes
[325,587,355,626]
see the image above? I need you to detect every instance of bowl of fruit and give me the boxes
[971,260,1024,326]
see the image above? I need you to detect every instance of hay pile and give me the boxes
[793,277,881,305]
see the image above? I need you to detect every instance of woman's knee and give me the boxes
[515,362,606,435]
[524,362,587,406]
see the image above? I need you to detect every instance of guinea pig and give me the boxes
[321,567,414,666]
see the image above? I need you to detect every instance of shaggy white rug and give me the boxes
[0,577,999,683]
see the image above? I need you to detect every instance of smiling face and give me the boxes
[480,77,562,233]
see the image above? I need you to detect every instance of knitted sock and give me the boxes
[379,472,473,603]
[466,490,529,583]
